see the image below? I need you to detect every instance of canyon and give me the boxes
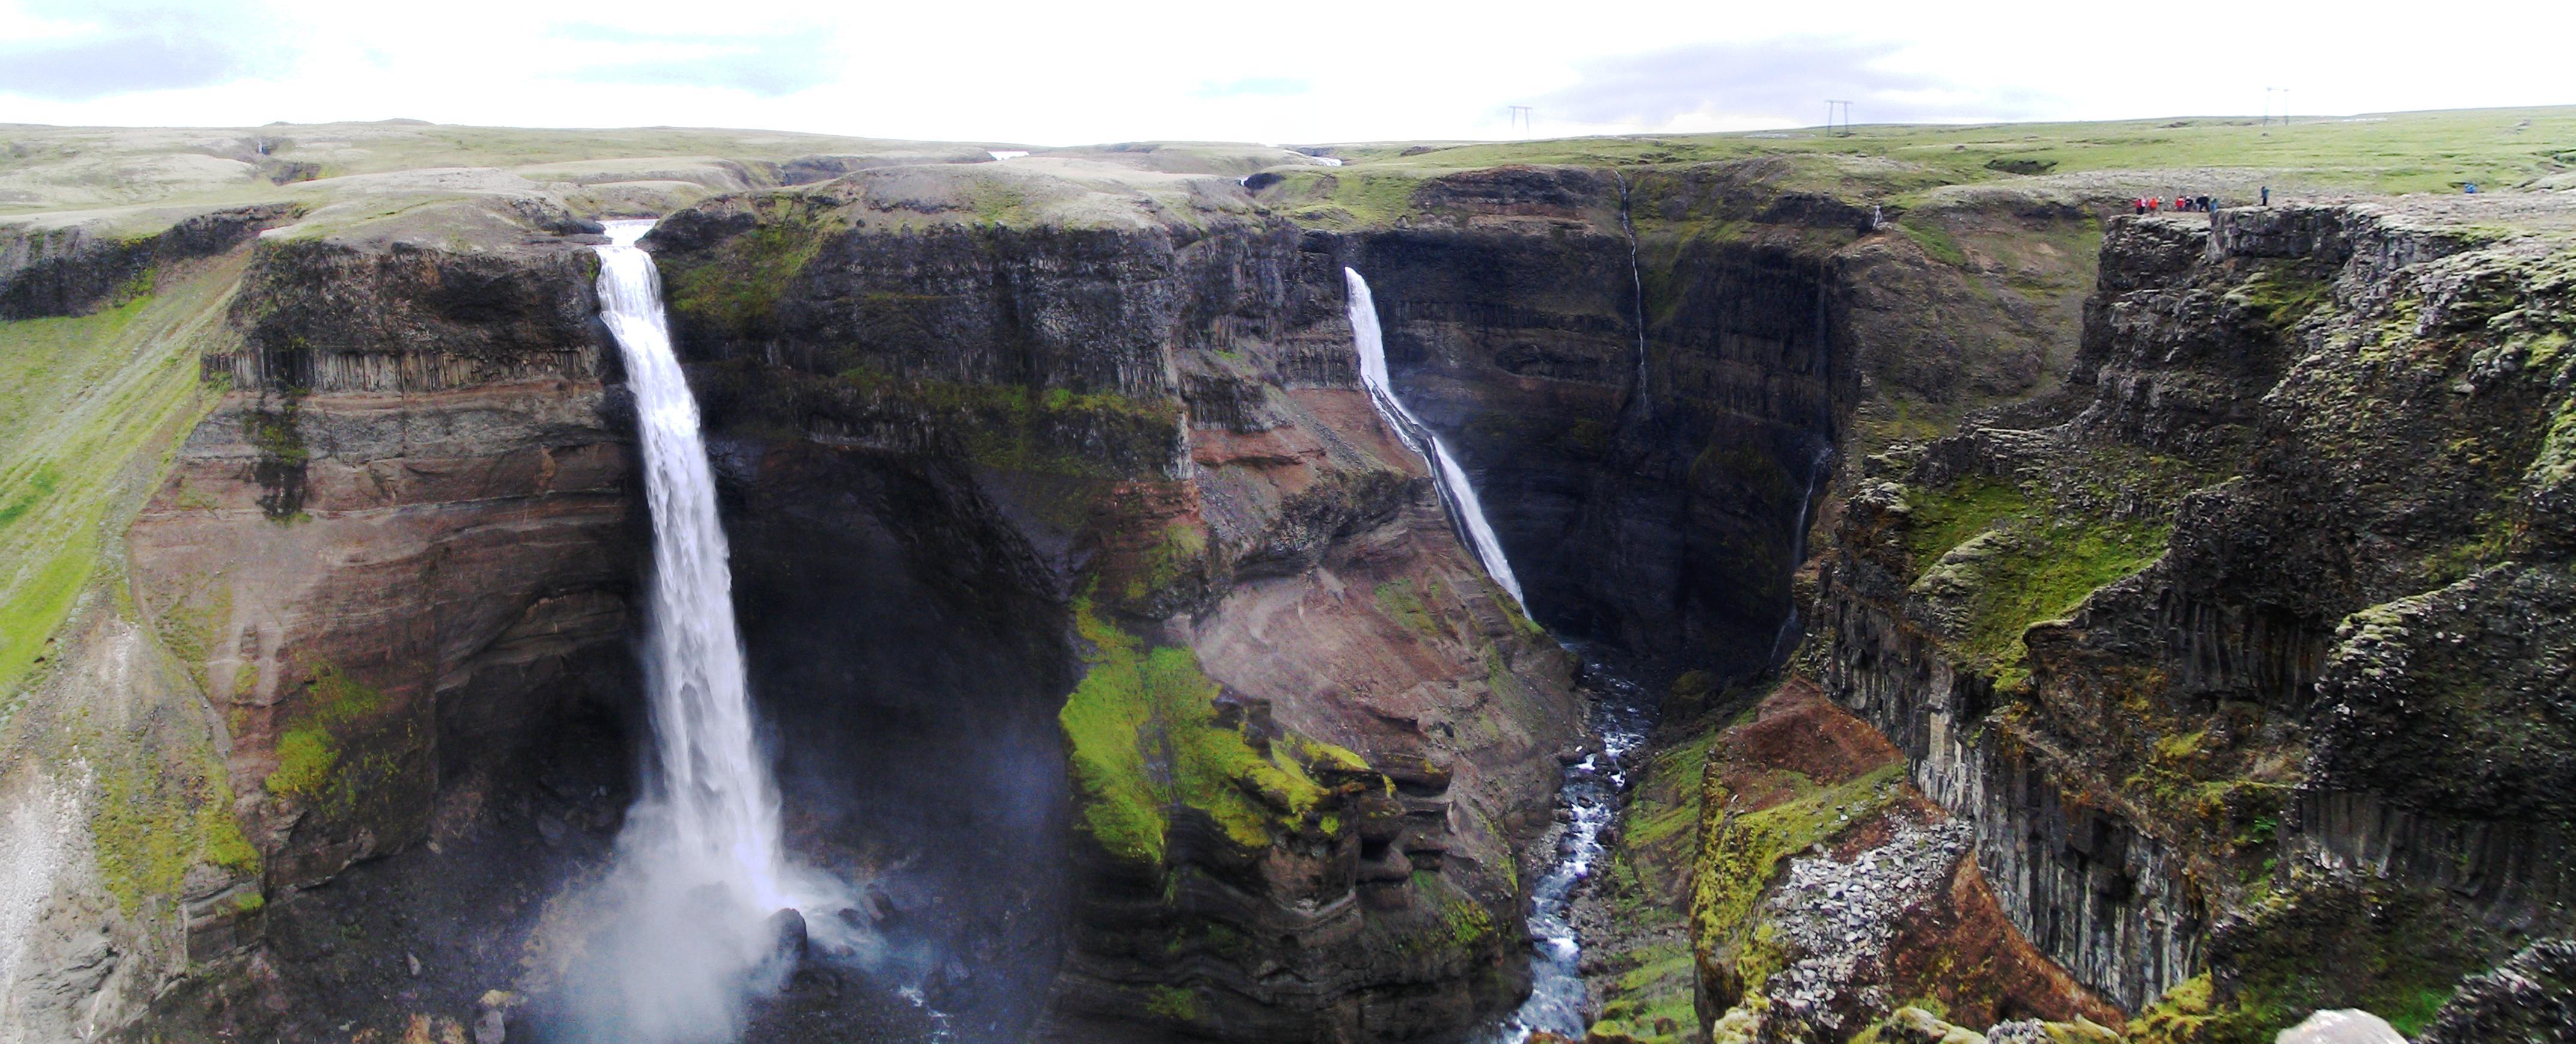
[0,112,2571,1044]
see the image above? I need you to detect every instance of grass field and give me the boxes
[0,120,1003,216]
[8,106,2565,228]
[1308,106,2576,198]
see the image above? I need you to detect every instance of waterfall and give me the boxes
[599,216,788,927]
[1766,442,1834,668]
[1611,169,1648,414]
[571,220,855,1043]
[1344,267,1525,612]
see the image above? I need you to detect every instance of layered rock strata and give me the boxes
[1820,200,2576,1031]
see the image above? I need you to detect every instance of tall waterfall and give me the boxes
[1344,267,1526,612]
[601,216,789,924]
[572,220,845,1043]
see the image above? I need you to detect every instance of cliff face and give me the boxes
[0,204,299,320]
[2,159,1602,1044]
[0,189,645,1043]
[644,168,1587,1041]
[1342,166,1845,678]
[1820,200,2576,1036]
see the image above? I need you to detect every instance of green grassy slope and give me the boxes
[0,255,239,712]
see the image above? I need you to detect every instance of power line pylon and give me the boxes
[1825,100,1853,137]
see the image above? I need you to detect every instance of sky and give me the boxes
[2,0,2571,145]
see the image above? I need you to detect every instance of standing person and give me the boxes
[2261,186,2270,206]
[2200,195,2212,212]
[2134,197,2146,215]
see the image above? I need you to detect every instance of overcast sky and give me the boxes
[2,0,2569,144]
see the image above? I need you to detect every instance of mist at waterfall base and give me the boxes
[557,221,880,1043]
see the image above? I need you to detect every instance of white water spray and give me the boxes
[1345,267,1525,612]
[571,220,861,1043]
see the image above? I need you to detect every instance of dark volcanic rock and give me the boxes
[2412,938,2576,1044]
[1820,201,2576,1015]
[0,203,299,319]
[1351,206,1840,676]
[635,173,1589,1043]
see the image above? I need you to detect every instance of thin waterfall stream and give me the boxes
[1612,169,1649,417]
[1344,269,1653,1043]
[1767,443,1834,668]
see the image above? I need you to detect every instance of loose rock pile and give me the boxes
[1751,819,1973,1042]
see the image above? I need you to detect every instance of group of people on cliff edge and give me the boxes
[2133,194,2216,214]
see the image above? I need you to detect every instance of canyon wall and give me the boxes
[1342,165,1850,678]
[1819,200,2576,1036]
[643,174,1589,1041]
[6,138,2572,1044]
[0,192,647,1042]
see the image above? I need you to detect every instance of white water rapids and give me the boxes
[1344,267,1526,612]
[571,220,866,1043]
[1502,663,1651,1042]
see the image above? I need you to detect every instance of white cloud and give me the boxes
[0,0,2568,143]
[0,0,270,100]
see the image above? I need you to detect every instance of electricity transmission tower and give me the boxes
[1825,100,1853,137]
[2263,87,2292,126]
[1507,106,1534,132]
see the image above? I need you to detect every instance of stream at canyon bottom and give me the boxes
[1497,655,1655,1042]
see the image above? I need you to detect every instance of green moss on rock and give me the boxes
[263,661,391,812]
[661,198,839,336]
[832,364,1181,480]
[1056,598,1368,868]
[90,739,259,915]
[2226,265,2333,331]
[1143,984,1201,1022]
[2130,888,2486,1044]
[1374,578,1440,638]
[1903,477,2033,574]
[1897,218,1969,267]
[1901,472,2170,681]
[1690,762,1906,998]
